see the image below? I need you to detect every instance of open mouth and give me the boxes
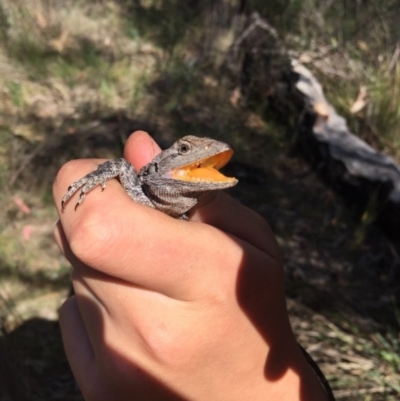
[170,149,236,183]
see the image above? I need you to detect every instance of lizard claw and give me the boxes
[61,177,106,210]
[61,159,128,210]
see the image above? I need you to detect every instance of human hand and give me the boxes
[53,131,328,401]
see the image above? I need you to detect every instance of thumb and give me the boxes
[123,131,161,170]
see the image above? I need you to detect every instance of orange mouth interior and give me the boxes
[171,149,236,182]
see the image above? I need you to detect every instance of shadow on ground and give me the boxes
[0,318,82,401]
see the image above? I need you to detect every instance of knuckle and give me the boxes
[55,159,80,184]
[145,324,196,368]
[53,160,80,194]
[68,208,117,266]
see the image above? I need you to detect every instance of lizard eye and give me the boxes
[178,142,191,154]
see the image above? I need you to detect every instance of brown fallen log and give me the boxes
[231,12,400,237]
[291,60,400,236]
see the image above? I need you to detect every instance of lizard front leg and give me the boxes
[61,158,155,211]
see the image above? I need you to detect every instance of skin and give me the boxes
[53,131,329,401]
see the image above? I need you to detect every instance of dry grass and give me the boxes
[280,0,400,161]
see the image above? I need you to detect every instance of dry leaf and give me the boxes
[35,10,48,29]
[230,87,241,107]
[23,225,32,241]
[13,197,31,215]
[49,30,69,53]
[350,85,368,114]
[313,101,330,119]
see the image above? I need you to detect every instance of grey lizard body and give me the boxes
[61,136,238,218]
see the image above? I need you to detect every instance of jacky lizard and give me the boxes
[61,136,238,218]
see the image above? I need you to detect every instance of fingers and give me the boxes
[53,133,243,299]
[59,297,99,395]
[60,297,129,401]
[125,132,280,261]
[53,130,278,299]
[57,190,243,299]
[189,193,282,262]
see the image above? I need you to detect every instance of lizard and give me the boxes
[61,135,238,219]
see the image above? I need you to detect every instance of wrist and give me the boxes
[238,338,329,401]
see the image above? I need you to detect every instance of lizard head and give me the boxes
[139,136,238,217]
[168,136,237,185]
[158,135,237,188]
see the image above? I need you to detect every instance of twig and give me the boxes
[387,42,400,74]
[334,386,389,398]
[9,142,45,186]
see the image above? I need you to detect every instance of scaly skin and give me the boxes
[61,136,238,218]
